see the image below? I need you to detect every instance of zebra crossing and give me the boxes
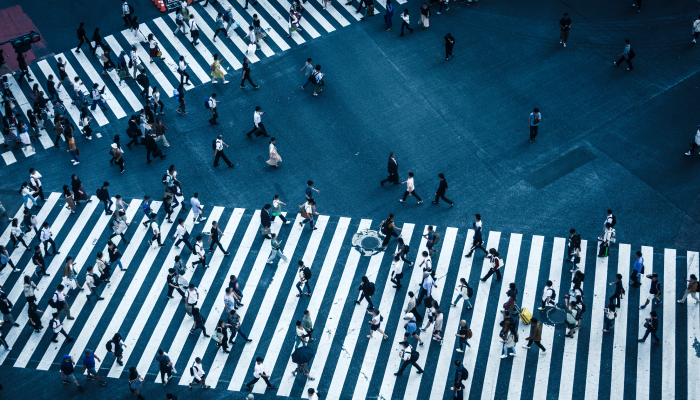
[1,0,400,166]
[0,192,698,400]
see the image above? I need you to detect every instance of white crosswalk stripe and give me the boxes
[200,3,262,63]
[121,30,179,97]
[93,46,144,113]
[0,195,696,400]
[71,48,127,119]
[152,17,213,85]
[187,8,244,71]
[55,54,110,126]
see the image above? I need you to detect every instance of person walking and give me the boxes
[454,320,471,352]
[630,250,643,288]
[10,219,29,250]
[207,94,220,125]
[176,82,186,115]
[385,0,394,31]
[174,8,189,35]
[443,33,455,61]
[107,333,126,365]
[451,278,473,309]
[678,274,699,304]
[260,204,273,239]
[305,181,321,200]
[603,303,616,332]
[228,309,253,344]
[122,0,134,27]
[559,13,571,47]
[310,65,324,97]
[0,293,18,327]
[148,214,165,248]
[173,218,195,253]
[266,233,287,264]
[208,220,229,254]
[419,2,430,29]
[300,58,314,90]
[608,273,624,307]
[522,317,546,354]
[299,199,318,230]
[144,133,167,164]
[167,268,185,299]
[399,172,423,204]
[213,134,234,167]
[613,39,634,71]
[694,15,700,44]
[108,241,125,271]
[0,246,18,274]
[153,117,169,147]
[29,168,45,202]
[685,126,700,155]
[190,193,206,224]
[84,266,104,302]
[189,16,200,46]
[367,309,388,339]
[528,107,541,142]
[380,213,401,247]
[177,56,191,86]
[639,273,662,309]
[638,311,660,343]
[96,252,111,283]
[20,181,40,209]
[97,182,113,216]
[82,350,107,386]
[185,284,199,317]
[128,367,146,399]
[156,349,175,385]
[394,341,423,376]
[50,312,74,342]
[215,320,230,353]
[192,236,209,269]
[75,22,93,54]
[296,261,313,296]
[190,307,209,336]
[245,357,276,391]
[390,255,404,290]
[241,58,259,89]
[151,88,165,116]
[481,249,502,282]
[40,221,59,256]
[355,276,375,310]
[60,355,84,389]
[247,106,269,137]
[267,137,282,168]
[213,13,229,41]
[210,54,228,84]
[400,9,414,36]
[465,214,486,257]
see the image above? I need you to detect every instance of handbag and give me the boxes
[157,51,162,57]
[260,227,271,235]
[247,43,256,54]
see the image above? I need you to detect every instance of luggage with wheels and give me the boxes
[514,304,531,324]
[598,243,609,258]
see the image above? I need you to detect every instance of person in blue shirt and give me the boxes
[384,0,394,30]
[631,251,643,288]
[423,225,438,256]
[82,350,107,386]
[142,195,153,228]
[60,355,84,390]
[608,274,624,307]
[305,180,320,200]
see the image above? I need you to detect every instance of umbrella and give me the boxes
[291,346,314,364]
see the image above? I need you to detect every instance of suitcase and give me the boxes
[598,243,609,258]
[518,307,532,325]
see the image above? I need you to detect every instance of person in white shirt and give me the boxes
[247,26,260,50]
[50,312,73,343]
[130,46,144,79]
[295,320,310,347]
[108,212,129,244]
[451,277,473,309]
[185,284,199,316]
[10,219,28,250]
[394,341,423,375]
[214,134,234,168]
[189,16,200,46]
[223,287,237,314]
[190,193,206,224]
[177,55,191,85]
[400,9,414,35]
[539,280,555,310]
[40,222,59,256]
[399,172,423,204]
[389,254,404,290]
[122,0,133,26]
[189,357,210,389]
[148,214,164,247]
[307,388,320,400]
[173,218,195,253]
[693,15,700,43]
[299,199,318,230]
[246,106,269,137]
[85,266,104,302]
[367,309,388,339]
[419,250,433,278]
[192,235,208,269]
[245,357,276,390]
[174,11,188,35]
[207,94,220,125]
[267,137,282,168]
[20,182,40,209]
[29,168,45,202]
[417,271,437,305]
[270,194,290,225]
[147,34,165,63]
[431,309,444,343]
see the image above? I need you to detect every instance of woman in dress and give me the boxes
[24,275,38,304]
[419,2,430,30]
[210,54,226,84]
[63,184,77,214]
[266,137,281,168]
[129,367,145,400]
[71,174,90,205]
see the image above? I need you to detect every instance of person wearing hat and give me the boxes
[60,354,84,389]
[167,268,185,299]
[82,349,107,385]
[245,357,276,390]
[189,357,210,389]
[640,273,662,310]
[111,143,125,173]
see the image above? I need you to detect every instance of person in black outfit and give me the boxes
[240,58,259,89]
[443,33,455,61]
[213,135,234,168]
[91,28,103,56]
[136,71,150,99]
[144,134,166,163]
[243,0,258,9]
[432,173,454,206]
[354,276,375,310]
[208,220,229,254]
[380,153,399,185]
[167,268,185,298]
[176,83,186,114]
[260,204,272,239]
[163,195,175,223]
[126,115,140,148]
[16,53,33,84]
[75,23,92,54]
[465,215,487,257]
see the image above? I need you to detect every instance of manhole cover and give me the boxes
[361,236,382,249]
[352,229,385,256]
[544,306,567,325]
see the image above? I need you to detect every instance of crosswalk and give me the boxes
[0,192,698,400]
[1,0,398,166]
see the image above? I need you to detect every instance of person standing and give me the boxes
[419,2,430,30]
[210,54,228,84]
[241,58,259,89]
[400,9,414,36]
[354,276,375,310]
[29,168,45,202]
[638,311,660,343]
[522,317,546,354]
[394,341,423,376]
[266,233,287,264]
[480,249,502,281]
[399,172,423,204]
[443,33,455,61]
[214,135,234,167]
[208,220,230,255]
[693,15,700,43]
[528,107,541,142]
[385,0,394,31]
[247,106,269,137]
[613,39,634,71]
[267,137,282,168]
[245,357,276,390]
[82,350,107,386]
[300,58,314,90]
[685,126,700,155]
[559,13,571,47]
[207,94,220,125]
[156,349,175,385]
[432,173,454,206]
[60,355,84,390]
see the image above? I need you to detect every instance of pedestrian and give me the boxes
[694,15,700,44]
[174,8,188,35]
[419,2,430,29]
[175,82,186,115]
[20,181,40,209]
[92,28,104,56]
[400,9,414,36]
[215,320,230,353]
[122,0,133,27]
[90,83,108,112]
[147,214,164,248]
[131,15,147,42]
[300,58,314,90]
[207,93,220,125]
[443,33,455,61]
[424,226,439,256]
[685,126,700,156]
[40,221,59,256]
[608,273,625,307]
[432,173,454,206]
[481,249,502,282]
[603,303,616,332]
[228,309,253,344]
[16,52,33,83]
[0,246,18,274]
[24,275,37,304]
[399,172,423,204]
[567,229,582,271]
[245,357,276,390]
[96,252,111,283]
[0,293,18,327]
[266,137,282,168]
[190,193,206,224]
[451,278,473,309]
[354,275,375,310]
[240,57,259,89]
[79,111,93,140]
[639,273,662,309]
[394,341,423,376]
[213,134,234,168]
[247,106,269,137]
[296,261,313,296]
[310,65,324,97]
[395,237,412,265]
[302,310,314,340]
[538,280,555,310]
[422,299,439,331]
[678,274,699,304]
[224,8,239,33]
[638,311,660,343]
[500,321,517,358]
[50,312,74,342]
[613,39,634,71]
[558,13,571,47]
[66,135,80,165]
[156,349,175,385]
[632,0,641,12]
[129,367,146,399]
[82,350,107,385]
[84,266,104,302]
[246,26,260,52]
[385,0,394,30]
[266,233,287,264]
[191,307,209,336]
[528,107,541,142]
[151,88,165,116]
[24,209,40,236]
[185,284,199,317]
[367,309,388,339]
[390,255,404,290]
[522,317,546,354]
[208,220,229,254]
[295,320,311,347]
[210,54,228,84]
[260,204,272,239]
[152,118,169,148]
[380,213,401,247]
[213,13,229,41]
[107,333,126,365]
[192,236,209,269]
[359,0,375,20]
[130,46,145,79]
[97,182,113,216]
[60,355,84,389]
[431,309,444,344]
[564,300,578,338]
[29,168,45,202]
[10,218,29,249]
[288,10,303,38]
[147,34,165,63]
[454,320,471,352]
[108,241,125,271]
[166,268,185,299]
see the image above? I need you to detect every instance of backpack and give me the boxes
[466,327,473,339]
[303,267,312,280]
[432,232,440,245]
[309,73,318,84]
[551,288,556,300]
[105,340,112,352]
[367,282,375,296]
[204,98,210,109]
[48,293,58,308]
[128,4,135,14]
[189,363,195,376]
[610,215,617,228]
[91,273,101,287]
[571,233,581,247]
[212,139,217,150]
[628,49,635,60]
[466,284,473,299]
[223,12,230,22]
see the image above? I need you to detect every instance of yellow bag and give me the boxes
[519,308,532,325]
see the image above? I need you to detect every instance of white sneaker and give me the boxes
[686,151,693,156]
[201,217,207,221]
[267,261,273,264]
[522,345,530,349]
[194,220,200,224]
[563,43,566,47]
[559,40,563,44]
[510,353,516,357]
[537,307,544,311]
[500,354,507,359]
[224,80,229,84]
[285,221,291,225]
[694,39,697,43]
[455,348,463,353]
[212,80,217,83]
[541,349,547,354]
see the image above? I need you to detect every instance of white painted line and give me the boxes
[313,0,351,26]
[377,226,448,400]
[276,217,354,396]
[1,151,16,165]
[558,239,588,400]
[71,47,127,119]
[428,229,475,400]
[35,60,82,126]
[294,219,372,396]
[610,244,630,400]
[166,13,229,78]
[227,214,306,390]
[139,24,203,87]
[38,133,54,149]
[338,1,366,21]
[5,73,55,133]
[120,30,178,96]
[0,201,29,247]
[402,228,458,400]
[272,0,323,37]
[686,251,700,400]
[0,198,99,365]
[478,233,523,400]
[94,46,144,112]
[229,0,291,51]
[217,0,276,57]
[36,200,141,369]
[153,17,212,84]
[636,246,653,400]
[662,248,675,399]
[200,3,261,63]
[507,235,544,400]
[251,0,306,44]
[132,208,227,379]
[189,212,285,387]
[103,35,153,98]
[460,232,502,400]
[351,224,416,400]
[583,241,610,400]
[55,53,110,126]
[251,216,331,393]
[187,8,243,70]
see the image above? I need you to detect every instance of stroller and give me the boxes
[73,88,91,108]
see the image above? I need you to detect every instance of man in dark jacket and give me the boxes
[0,293,19,327]
[432,173,453,206]
[143,134,166,163]
[126,115,141,148]
[260,204,272,239]
[136,71,150,99]
[97,181,113,215]
[353,276,375,310]
[380,153,399,186]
